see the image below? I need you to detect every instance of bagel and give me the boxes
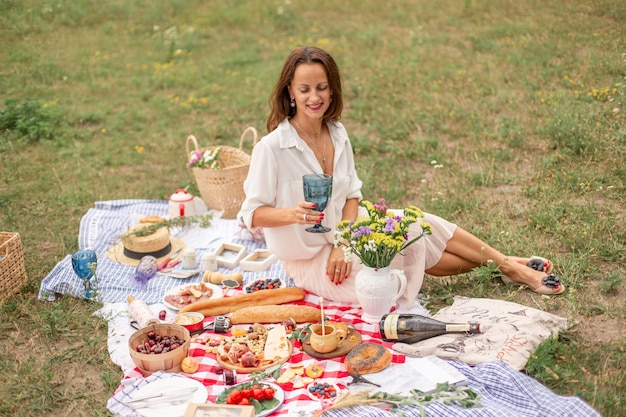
[345,342,391,375]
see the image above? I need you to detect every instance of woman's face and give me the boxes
[288,62,332,122]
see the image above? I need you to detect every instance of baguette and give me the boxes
[229,305,322,324]
[179,287,305,316]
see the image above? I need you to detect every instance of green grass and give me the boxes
[1,0,625,415]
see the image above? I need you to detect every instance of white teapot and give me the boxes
[168,189,197,218]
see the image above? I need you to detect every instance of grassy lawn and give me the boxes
[1,0,624,416]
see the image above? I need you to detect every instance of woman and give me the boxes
[238,46,563,309]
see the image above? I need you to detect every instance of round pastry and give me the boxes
[140,215,166,224]
[345,342,391,375]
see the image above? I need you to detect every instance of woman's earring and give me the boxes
[290,98,295,108]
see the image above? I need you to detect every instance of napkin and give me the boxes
[348,355,467,395]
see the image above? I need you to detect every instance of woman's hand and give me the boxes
[326,246,351,284]
[295,200,324,225]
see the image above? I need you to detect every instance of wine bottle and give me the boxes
[379,313,481,344]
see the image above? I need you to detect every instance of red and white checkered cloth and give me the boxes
[113,291,404,415]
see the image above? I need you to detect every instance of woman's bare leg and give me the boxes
[426,227,560,292]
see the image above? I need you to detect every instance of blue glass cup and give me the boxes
[71,249,98,298]
[303,174,333,233]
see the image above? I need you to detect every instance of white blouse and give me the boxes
[238,118,363,261]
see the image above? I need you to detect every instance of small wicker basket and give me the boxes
[186,127,258,219]
[0,232,28,304]
[128,323,191,376]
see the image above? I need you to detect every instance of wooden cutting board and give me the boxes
[302,328,362,359]
[216,340,293,373]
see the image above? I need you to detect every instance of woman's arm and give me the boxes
[326,197,359,283]
[341,198,359,223]
[250,202,317,228]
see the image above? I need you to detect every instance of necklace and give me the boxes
[294,120,327,166]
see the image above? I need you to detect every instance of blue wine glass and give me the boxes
[71,249,98,298]
[303,173,333,233]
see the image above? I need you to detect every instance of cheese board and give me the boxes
[213,324,293,373]
[216,339,292,373]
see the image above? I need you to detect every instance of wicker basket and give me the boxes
[186,127,258,219]
[128,323,191,376]
[0,232,28,304]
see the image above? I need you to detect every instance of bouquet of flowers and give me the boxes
[334,198,433,269]
[187,147,220,169]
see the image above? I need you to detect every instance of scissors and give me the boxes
[157,248,183,271]
[347,370,381,387]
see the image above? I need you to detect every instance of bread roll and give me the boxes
[229,305,322,324]
[140,215,166,224]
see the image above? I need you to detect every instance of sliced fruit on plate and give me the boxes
[306,381,341,403]
[305,364,324,378]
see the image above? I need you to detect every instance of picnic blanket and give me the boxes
[38,199,293,303]
[106,292,600,417]
[40,200,601,417]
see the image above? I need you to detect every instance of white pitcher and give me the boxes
[355,266,408,323]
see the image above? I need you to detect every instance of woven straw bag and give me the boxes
[0,232,28,304]
[186,127,258,219]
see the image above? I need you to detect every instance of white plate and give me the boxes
[160,263,201,279]
[217,382,285,417]
[162,282,223,311]
[131,377,208,417]
[243,278,286,294]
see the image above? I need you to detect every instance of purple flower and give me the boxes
[384,218,395,233]
[353,226,372,239]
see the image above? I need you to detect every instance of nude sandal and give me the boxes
[526,256,553,274]
[501,273,565,295]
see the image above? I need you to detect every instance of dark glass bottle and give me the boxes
[380,313,481,344]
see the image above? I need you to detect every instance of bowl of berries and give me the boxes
[243,277,285,293]
[128,323,190,376]
[306,381,341,404]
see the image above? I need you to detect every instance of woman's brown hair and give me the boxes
[266,46,343,132]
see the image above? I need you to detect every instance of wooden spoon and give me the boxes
[319,296,326,336]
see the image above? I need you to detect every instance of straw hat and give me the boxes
[107,224,186,267]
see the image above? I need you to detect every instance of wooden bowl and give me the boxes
[128,323,190,376]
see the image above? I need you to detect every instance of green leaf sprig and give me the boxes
[313,383,481,417]
[121,213,214,238]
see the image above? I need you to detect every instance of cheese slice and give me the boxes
[264,325,290,361]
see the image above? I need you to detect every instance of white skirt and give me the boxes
[283,211,457,309]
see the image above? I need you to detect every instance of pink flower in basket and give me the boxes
[187,147,220,169]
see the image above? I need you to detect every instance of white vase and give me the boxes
[355,266,408,323]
